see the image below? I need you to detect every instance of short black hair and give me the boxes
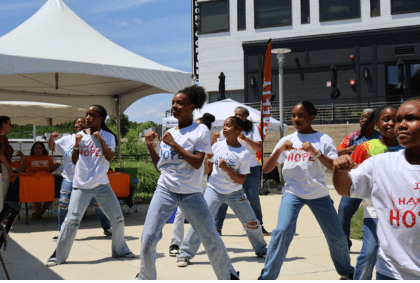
[296,101,317,116]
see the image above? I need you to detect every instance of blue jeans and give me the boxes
[55,184,131,264]
[139,185,237,280]
[337,196,363,249]
[259,193,354,280]
[179,187,267,259]
[376,272,396,280]
[215,166,262,228]
[171,208,185,247]
[354,218,378,280]
[58,179,110,231]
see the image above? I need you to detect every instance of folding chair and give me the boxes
[115,168,140,215]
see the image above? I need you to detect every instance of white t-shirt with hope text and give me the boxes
[208,140,251,194]
[349,150,420,280]
[73,130,115,189]
[157,123,212,194]
[54,134,77,182]
[273,131,337,199]
[219,124,261,167]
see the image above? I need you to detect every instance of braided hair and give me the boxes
[89,105,118,144]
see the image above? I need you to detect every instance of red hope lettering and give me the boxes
[302,153,311,161]
[294,153,302,162]
[402,211,416,228]
[390,209,400,226]
[288,152,294,161]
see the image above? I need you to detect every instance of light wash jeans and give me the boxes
[215,165,263,228]
[337,196,363,249]
[354,218,378,280]
[179,187,267,259]
[55,183,131,264]
[139,185,237,280]
[58,179,110,231]
[171,208,185,247]
[259,193,354,280]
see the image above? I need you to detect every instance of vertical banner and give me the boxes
[192,0,200,81]
[257,39,272,165]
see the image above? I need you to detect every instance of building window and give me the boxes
[238,0,246,30]
[254,0,292,29]
[301,0,310,24]
[319,0,360,22]
[370,0,380,17]
[387,62,420,102]
[391,0,420,14]
[199,0,229,34]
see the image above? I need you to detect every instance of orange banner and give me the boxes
[257,39,272,164]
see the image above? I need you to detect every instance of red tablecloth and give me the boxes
[14,172,55,203]
[107,171,130,198]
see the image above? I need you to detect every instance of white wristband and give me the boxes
[314,150,322,158]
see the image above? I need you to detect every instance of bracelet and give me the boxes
[314,150,322,158]
[73,146,79,150]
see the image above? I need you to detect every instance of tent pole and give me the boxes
[33,125,36,143]
[115,97,122,168]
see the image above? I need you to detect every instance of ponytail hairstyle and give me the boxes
[196,113,215,130]
[89,105,118,144]
[356,109,376,141]
[228,116,254,135]
[296,101,317,117]
[178,85,207,110]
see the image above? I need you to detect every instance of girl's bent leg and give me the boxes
[259,193,304,280]
[92,184,130,258]
[55,188,93,264]
[58,179,73,231]
[308,196,354,276]
[138,186,178,280]
[179,192,236,280]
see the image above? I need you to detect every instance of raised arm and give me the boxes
[262,140,293,174]
[145,131,160,172]
[218,158,247,184]
[332,155,356,197]
[301,141,334,171]
[239,132,262,151]
[163,131,205,169]
[48,132,59,151]
[93,131,114,162]
[72,134,82,165]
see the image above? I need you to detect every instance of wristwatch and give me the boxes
[314,150,322,158]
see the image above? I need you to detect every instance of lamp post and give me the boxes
[272,48,291,191]
[272,48,291,139]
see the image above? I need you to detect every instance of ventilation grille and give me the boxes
[395,46,415,56]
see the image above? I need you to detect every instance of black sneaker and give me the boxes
[262,226,269,236]
[52,236,58,242]
[340,273,354,280]
[216,227,222,236]
[177,257,189,267]
[231,271,240,280]
[169,244,179,257]
[104,228,112,238]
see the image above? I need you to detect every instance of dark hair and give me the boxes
[89,105,118,144]
[374,105,397,122]
[296,101,317,116]
[0,116,11,128]
[178,85,207,110]
[196,113,215,130]
[227,116,254,135]
[30,142,49,156]
[75,117,85,123]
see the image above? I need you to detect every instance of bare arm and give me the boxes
[211,132,220,145]
[332,155,356,197]
[163,132,205,170]
[239,133,262,151]
[337,144,357,156]
[48,132,59,151]
[145,131,161,172]
[92,131,114,162]
[262,140,293,174]
[301,142,334,171]
[218,159,247,185]
[72,134,82,165]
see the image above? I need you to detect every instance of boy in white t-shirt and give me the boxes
[333,98,420,280]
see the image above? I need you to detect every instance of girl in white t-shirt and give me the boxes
[259,101,354,280]
[140,85,238,280]
[333,98,420,280]
[177,116,267,266]
[169,113,215,257]
[46,105,134,267]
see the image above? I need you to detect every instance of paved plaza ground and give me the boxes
[0,186,368,280]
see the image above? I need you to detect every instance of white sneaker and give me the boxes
[46,257,57,267]
[177,257,189,267]
[169,244,179,257]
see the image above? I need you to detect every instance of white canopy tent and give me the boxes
[162,98,288,133]
[0,0,192,165]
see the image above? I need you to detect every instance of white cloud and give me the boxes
[134,18,144,25]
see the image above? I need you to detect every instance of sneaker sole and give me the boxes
[46,261,57,267]
[177,263,188,267]
[169,252,179,257]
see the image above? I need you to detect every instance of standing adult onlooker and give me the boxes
[0,116,14,210]
[212,106,268,236]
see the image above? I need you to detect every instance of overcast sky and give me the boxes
[0,0,192,124]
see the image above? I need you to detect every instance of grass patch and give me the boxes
[349,205,364,240]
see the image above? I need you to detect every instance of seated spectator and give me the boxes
[17,142,60,220]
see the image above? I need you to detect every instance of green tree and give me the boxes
[106,114,130,137]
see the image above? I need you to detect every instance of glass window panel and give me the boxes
[319,0,360,22]
[255,0,291,28]
[370,0,380,17]
[410,64,420,96]
[301,0,310,23]
[238,0,246,30]
[391,0,420,14]
[199,1,229,34]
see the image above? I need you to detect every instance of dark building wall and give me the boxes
[243,25,420,107]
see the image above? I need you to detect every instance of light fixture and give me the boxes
[364,68,370,80]
[349,55,354,60]
[349,79,356,86]
[250,76,255,87]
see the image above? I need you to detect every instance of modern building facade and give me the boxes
[193,0,420,107]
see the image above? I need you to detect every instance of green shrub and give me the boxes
[350,205,364,240]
